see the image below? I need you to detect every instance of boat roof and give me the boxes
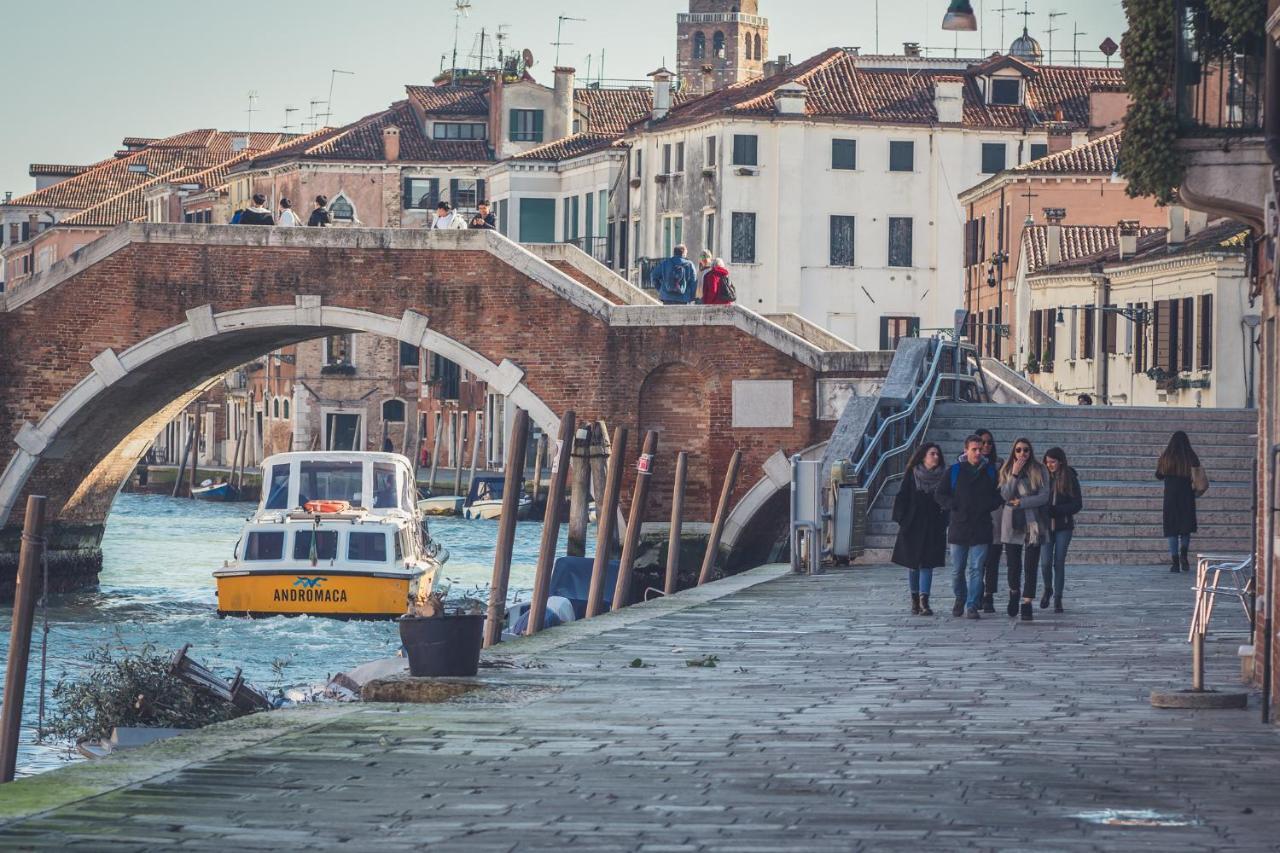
[261,451,414,470]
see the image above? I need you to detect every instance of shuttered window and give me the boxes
[1199,294,1213,370]
[830,216,855,266]
[1134,303,1148,374]
[1083,304,1095,359]
[731,212,756,263]
[1105,308,1118,355]
[403,177,439,210]
[1181,296,1195,372]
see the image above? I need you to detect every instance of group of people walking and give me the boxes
[649,244,736,305]
[233,194,497,230]
[892,429,1207,621]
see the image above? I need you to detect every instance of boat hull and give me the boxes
[192,483,239,502]
[463,499,532,520]
[215,569,412,619]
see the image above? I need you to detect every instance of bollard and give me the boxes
[613,430,659,611]
[0,496,47,783]
[698,450,742,586]
[665,451,688,596]
[484,408,530,648]
[527,412,576,635]
[586,427,628,618]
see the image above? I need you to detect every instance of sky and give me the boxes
[0,0,1129,199]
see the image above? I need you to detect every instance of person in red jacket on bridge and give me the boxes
[699,257,735,305]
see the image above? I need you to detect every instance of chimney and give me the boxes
[775,81,807,116]
[382,125,401,162]
[1118,220,1139,260]
[1187,208,1209,236]
[1047,121,1073,154]
[933,77,964,124]
[1044,208,1066,267]
[649,67,674,121]
[903,42,922,57]
[552,66,576,140]
[1167,205,1186,245]
[4,191,11,203]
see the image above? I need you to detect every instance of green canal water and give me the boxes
[0,493,574,778]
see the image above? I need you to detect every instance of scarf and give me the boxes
[913,463,945,495]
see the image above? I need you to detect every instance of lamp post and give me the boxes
[942,0,978,31]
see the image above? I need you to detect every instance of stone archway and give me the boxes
[638,362,712,520]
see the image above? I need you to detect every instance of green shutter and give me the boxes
[508,109,518,142]
[429,179,440,208]
[879,317,890,351]
[477,179,487,205]
[402,177,414,208]
[533,110,544,141]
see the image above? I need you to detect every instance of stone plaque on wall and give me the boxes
[732,380,794,428]
[818,378,884,421]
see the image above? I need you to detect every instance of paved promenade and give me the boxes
[1,563,1277,851]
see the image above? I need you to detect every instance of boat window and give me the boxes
[264,464,291,509]
[244,531,284,561]
[298,461,363,506]
[372,462,398,509]
[293,530,339,562]
[472,477,504,502]
[395,531,405,560]
[349,531,389,562]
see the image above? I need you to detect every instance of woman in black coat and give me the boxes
[1157,430,1203,573]
[1039,447,1082,612]
[893,442,948,616]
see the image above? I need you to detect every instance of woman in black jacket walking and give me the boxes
[1157,431,1203,573]
[1039,447,1082,612]
[892,442,948,616]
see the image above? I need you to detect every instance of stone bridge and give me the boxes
[0,224,886,592]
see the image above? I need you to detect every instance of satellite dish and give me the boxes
[523,48,535,68]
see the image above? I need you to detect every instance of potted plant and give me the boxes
[399,580,487,677]
[1025,353,1040,375]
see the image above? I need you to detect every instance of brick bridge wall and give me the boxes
[0,225,884,594]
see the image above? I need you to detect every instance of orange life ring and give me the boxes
[304,500,350,514]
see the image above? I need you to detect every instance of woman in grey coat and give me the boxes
[997,437,1051,622]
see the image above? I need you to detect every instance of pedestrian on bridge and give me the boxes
[276,198,301,227]
[432,201,467,230]
[936,435,1003,619]
[997,438,1051,622]
[237,194,274,226]
[308,195,332,227]
[1157,431,1207,573]
[650,244,697,305]
[974,428,1005,614]
[1039,447,1082,612]
[892,442,947,616]
[700,257,736,305]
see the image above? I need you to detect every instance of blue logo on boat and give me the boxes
[293,576,328,588]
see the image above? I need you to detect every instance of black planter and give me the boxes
[398,614,485,677]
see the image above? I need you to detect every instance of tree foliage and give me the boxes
[1120,0,1182,204]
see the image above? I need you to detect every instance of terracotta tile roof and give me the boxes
[1013,130,1122,175]
[647,48,1125,131]
[121,136,159,148]
[405,83,490,115]
[28,164,90,177]
[1025,223,1167,272]
[510,133,623,162]
[1031,219,1251,274]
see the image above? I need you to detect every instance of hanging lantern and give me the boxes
[942,0,978,32]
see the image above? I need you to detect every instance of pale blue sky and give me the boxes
[0,0,1128,198]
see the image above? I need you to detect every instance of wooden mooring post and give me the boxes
[171,413,194,498]
[426,412,443,495]
[613,430,658,612]
[484,408,530,648]
[527,412,576,635]
[586,427,628,618]
[698,449,741,586]
[467,410,482,490]
[186,403,203,498]
[452,410,466,497]
[665,451,688,596]
[531,434,546,508]
[0,495,47,783]
[566,422,593,558]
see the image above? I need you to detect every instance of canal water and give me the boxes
[0,493,576,778]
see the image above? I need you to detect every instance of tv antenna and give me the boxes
[994,6,1015,50]
[554,15,586,67]
[323,69,354,125]
[1046,10,1066,63]
[283,106,298,133]
[307,98,327,132]
[1072,22,1087,66]
[495,24,510,64]
[245,91,259,135]
[452,0,472,76]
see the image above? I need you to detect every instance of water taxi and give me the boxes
[214,452,448,619]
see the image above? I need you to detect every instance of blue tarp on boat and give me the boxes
[549,556,620,619]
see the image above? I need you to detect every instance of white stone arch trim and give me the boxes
[0,304,561,527]
[721,440,829,555]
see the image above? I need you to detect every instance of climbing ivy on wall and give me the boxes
[1119,0,1182,204]
[1208,0,1266,43]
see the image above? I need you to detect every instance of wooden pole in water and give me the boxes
[467,410,481,489]
[586,427,627,618]
[527,411,576,635]
[187,403,203,498]
[171,413,194,498]
[566,422,593,558]
[228,427,243,494]
[452,410,466,497]
[612,429,658,612]
[531,434,546,508]
[484,407,530,648]
[0,496,46,784]
[426,412,443,496]
[698,449,742,586]
[665,451,688,596]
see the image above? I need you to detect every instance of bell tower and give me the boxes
[677,1,769,96]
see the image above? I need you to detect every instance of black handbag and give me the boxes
[1012,507,1027,530]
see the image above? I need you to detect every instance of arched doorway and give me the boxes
[638,362,711,520]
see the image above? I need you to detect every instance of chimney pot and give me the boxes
[775,81,807,116]
[1118,219,1139,259]
[648,66,674,120]
[933,78,964,124]
[1167,205,1186,245]
[382,125,401,162]
[552,66,576,140]
[903,42,921,57]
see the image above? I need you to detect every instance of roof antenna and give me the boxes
[245,91,259,135]
[323,69,355,126]
[554,15,587,67]
[283,106,298,133]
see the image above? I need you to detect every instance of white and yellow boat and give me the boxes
[214,452,448,619]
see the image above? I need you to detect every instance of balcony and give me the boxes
[676,12,768,27]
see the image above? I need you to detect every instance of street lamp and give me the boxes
[942,0,978,31]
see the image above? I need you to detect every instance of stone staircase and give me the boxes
[863,402,1257,565]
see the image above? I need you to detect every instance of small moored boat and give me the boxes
[192,479,240,502]
[214,452,448,619]
[462,472,532,521]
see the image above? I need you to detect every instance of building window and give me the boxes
[889,140,915,172]
[449,178,482,210]
[879,316,920,350]
[382,399,406,423]
[675,141,685,173]
[325,334,353,367]
[663,143,673,174]
[1030,143,1049,161]
[705,136,717,166]
[693,31,707,59]
[433,122,486,140]
[273,398,281,418]
[732,134,758,166]
[399,341,420,368]
[831,139,856,170]
[887,217,913,267]
[634,149,643,178]
[830,215,855,266]
[430,354,461,400]
[713,31,726,57]
[662,215,683,257]
[981,142,1007,174]
[1181,296,1195,372]
[283,399,291,419]
[731,212,756,264]
[509,109,544,142]
[1083,304,1096,359]
[754,34,762,60]
[1134,302,1149,374]
[1199,294,1213,370]
[704,212,716,254]
[989,78,1021,105]
[330,195,355,221]
[403,177,439,210]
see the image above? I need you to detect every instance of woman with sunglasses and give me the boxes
[974,429,1005,613]
[892,442,948,616]
[997,437,1051,621]
[1039,448,1082,612]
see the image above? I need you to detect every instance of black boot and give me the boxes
[1040,588,1052,609]
[911,593,921,615]
[1053,596,1064,613]
[1170,556,1181,573]
[952,597,965,617]
[982,594,996,614]
[1020,601,1034,622]
[920,595,933,616]
[1180,548,1191,573]
[1007,590,1020,617]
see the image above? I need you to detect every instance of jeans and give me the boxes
[1004,543,1042,599]
[950,544,989,610]
[908,568,934,596]
[982,544,1004,598]
[1167,533,1191,556]
[1040,529,1073,597]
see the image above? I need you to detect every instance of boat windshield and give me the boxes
[243,531,284,561]
[264,463,291,510]
[348,531,389,563]
[371,462,399,510]
[298,461,363,506]
[473,478,504,502]
[293,530,339,562]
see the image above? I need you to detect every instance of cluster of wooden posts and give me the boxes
[167,401,251,499]
[419,407,483,499]
[481,409,742,648]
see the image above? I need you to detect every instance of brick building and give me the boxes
[677,0,770,96]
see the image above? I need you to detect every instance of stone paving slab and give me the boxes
[1,563,1278,851]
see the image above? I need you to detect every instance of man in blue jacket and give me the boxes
[935,434,1004,619]
[649,244,697,305]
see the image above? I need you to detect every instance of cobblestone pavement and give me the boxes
[2,564,1277,851]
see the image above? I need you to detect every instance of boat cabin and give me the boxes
[466,472,519,507]
[258,452,418,515]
